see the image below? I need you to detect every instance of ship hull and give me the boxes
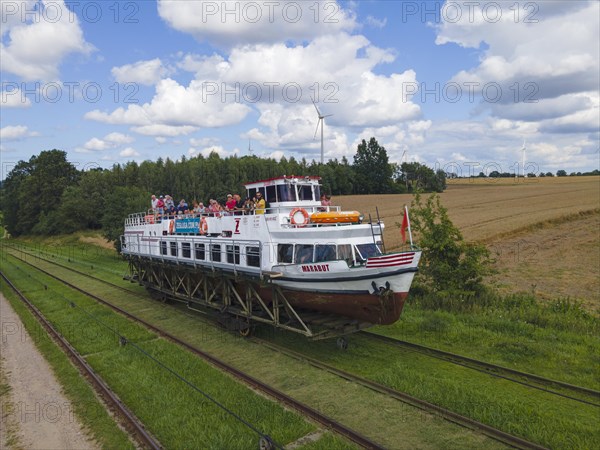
[260,287,408,325]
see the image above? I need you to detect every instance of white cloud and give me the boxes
[0,125,31,140]
[120,147,140,157]
[1,0,93,81]
[365,15,387,28]
[157,0,357,48]
[188,145,239,158]
[436,1,599,129]
[82,132,135,151]
[85,78,251,135]
[111,58,170,86]
[1,88,32,108]
[104,132,134,145]
[132,124,198,137]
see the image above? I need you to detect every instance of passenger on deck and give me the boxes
[208,199,223,215]
[233,194,244,215]
[321,194,332,210]
[243,197,254,214]
[192,200,205,215]
[156,196,165,215]
[254,192,266,214]
[164,195,175,216]
[177,199,188,215]
[225,194,236,214]
[151,195,158,213]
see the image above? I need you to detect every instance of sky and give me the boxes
[1,0,599,179]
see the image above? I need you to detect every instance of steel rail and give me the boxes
[361,332,600,406]
[0,270,162,450]
[9,243,600,406]
[251,338,549,450]
[4,250,383,450]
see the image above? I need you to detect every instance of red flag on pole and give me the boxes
[400,207,408,244]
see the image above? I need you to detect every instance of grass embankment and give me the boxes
[2,241,507,449]
[0,275,134,448]
[6,237,600,449]
[0,252,352,449]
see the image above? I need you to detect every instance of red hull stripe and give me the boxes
[366,253,414,268]
[367,260,413,266]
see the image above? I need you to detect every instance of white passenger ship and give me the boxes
[121,176,421,328]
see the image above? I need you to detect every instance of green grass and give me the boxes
[2,242,506,449]
[376,292,600,390]
[1,253,355,449]
[5,235,600,448]
[0,275,134,449]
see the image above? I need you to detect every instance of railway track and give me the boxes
[0,271,163,450]
[360,332,600,407]
[3,248,564,449]
[7,243,600,406]
[2,250,382,450]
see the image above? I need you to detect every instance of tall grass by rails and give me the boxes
[374,288,600,390]
[0,259,349,450]
[260,325,599,450]
[0,283,135,449]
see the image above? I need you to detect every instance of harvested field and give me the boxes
[336,177,600,308]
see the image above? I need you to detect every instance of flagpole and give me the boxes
[405,205,414,248]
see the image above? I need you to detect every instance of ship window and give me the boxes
[277,244,294,263]
[355,243,381,261]
[160,241,167,255]
[226,245,240,264]
[298,185,313,201]
[211,244,221,262]
[247,246,260,267]
[314,185,321,202]
[337,244,353,264]
[315,244,336,262]
[266,185,276,203]
[170,241,178,256]
[295,244,314,264]
[277,184,296,202]
[182,242,191,258]
[195,243,205,260]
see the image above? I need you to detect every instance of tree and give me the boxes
[1,150,79,236]
[102,186,149,251]
[353,137,393,194]
[557,170,567,177]
[405,192,492,295]
[396,162,446,193]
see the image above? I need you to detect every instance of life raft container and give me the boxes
[310,211,361,224]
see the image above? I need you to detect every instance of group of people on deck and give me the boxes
[151,192,266,217]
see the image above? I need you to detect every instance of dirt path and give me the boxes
[0,292,98,450]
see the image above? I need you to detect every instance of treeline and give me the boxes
[0,137,446,242]
[463,169,600,178]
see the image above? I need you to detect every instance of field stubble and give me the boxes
[335,177,600,309]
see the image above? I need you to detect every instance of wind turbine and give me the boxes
[521,140,527,178]
[312,98,333,164]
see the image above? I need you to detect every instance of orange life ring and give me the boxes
[200,217,208,235]
[290,208,310,227]
[169,220,174,234]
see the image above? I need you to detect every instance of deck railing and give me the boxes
[125,205,345,227]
